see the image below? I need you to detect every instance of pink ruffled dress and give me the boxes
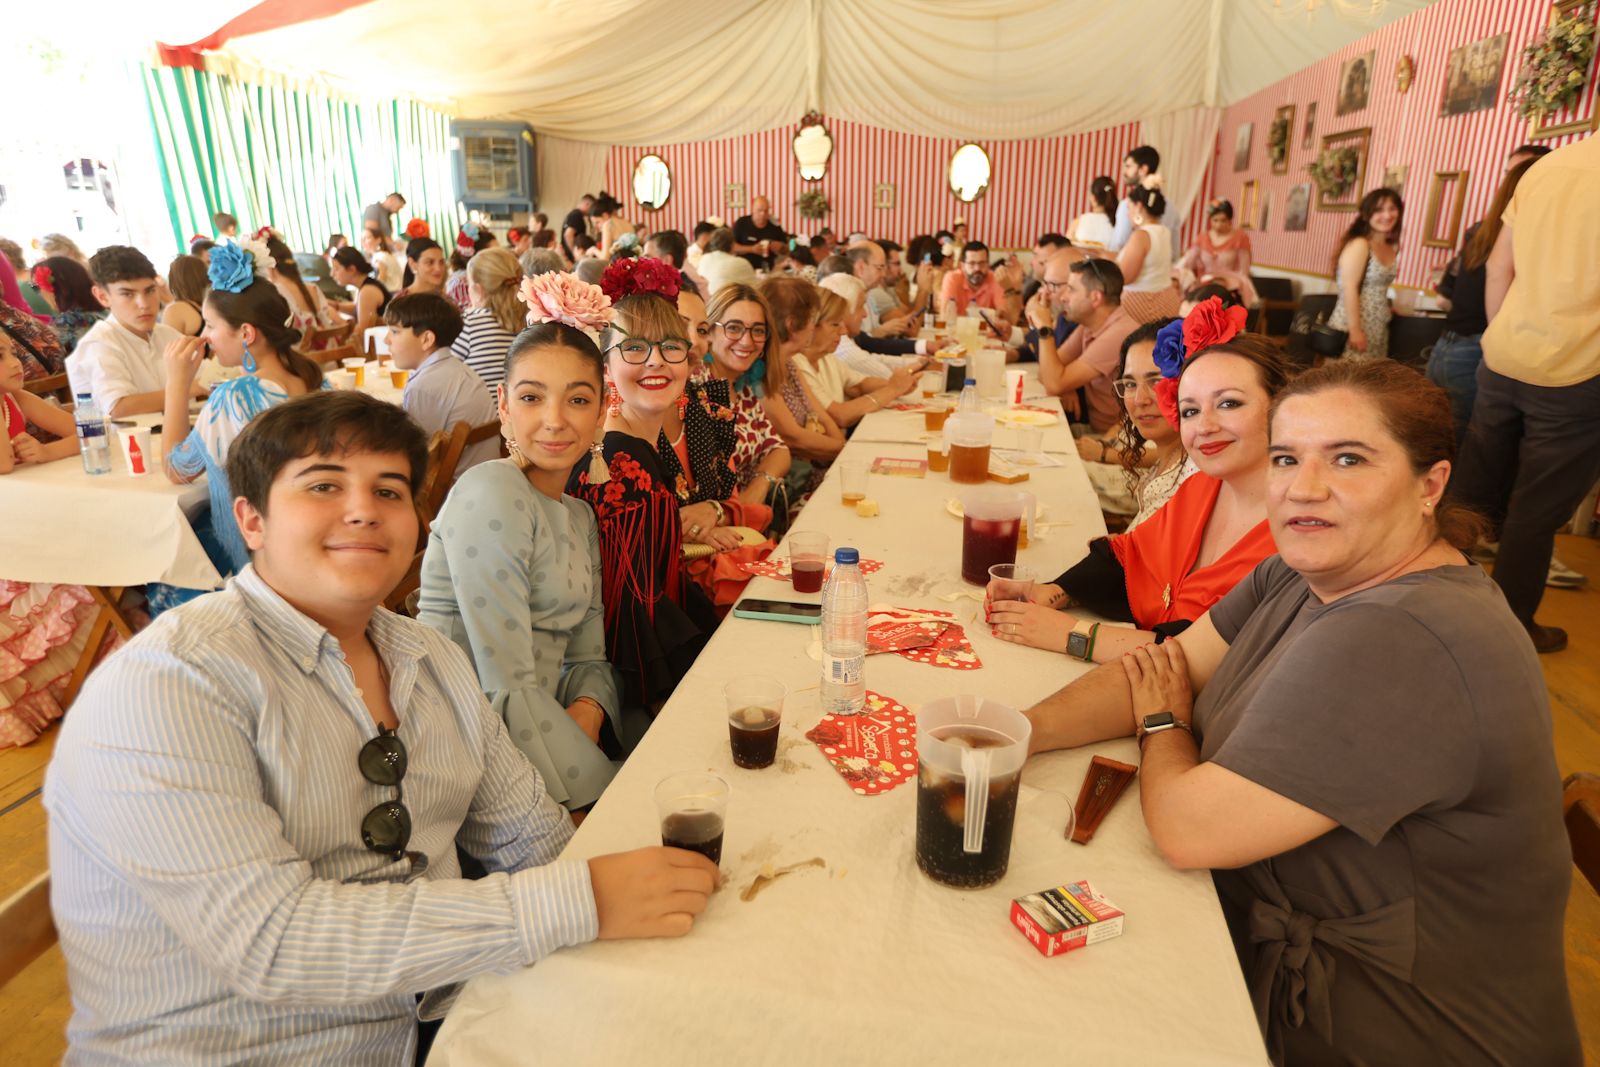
[0,581,118,748]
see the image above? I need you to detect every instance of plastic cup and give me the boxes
[115,426,153,477]
[987,563,1037,604]
[839,462,868,506]
[329,369,357,390]
[342,357,366,387]
[1005,368,1027,405]
[390,368,409,389]
[923,405,951,432]
[928,437,950,473]
[919,370,943,398]
[1015,426,1044,458]
[725,677,785,769]
[656,772,728,864]
[789,531,828,593]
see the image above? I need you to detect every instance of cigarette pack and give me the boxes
[1010,881,1125,958]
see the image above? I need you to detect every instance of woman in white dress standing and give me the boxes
[1326,188,1402,361]
[1117,178,1181,323]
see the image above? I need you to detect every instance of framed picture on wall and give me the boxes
[1233,122,1254,172]
[1527,0,1600,138]
[724,182,746,210]
[1285,182,1313,232]
[1382,164,1409,194]
[1270,105,1295,175]
[1301,101,1318,149]
[1313,127,1371,212]
[1239,180,1261,230]
[1337,50,1376,115]
[1258,191,1272,232]
[1424,171,1471,249]
[1440,33,1509,117]
[874,182,896,210]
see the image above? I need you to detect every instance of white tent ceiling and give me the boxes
[38,0,1436,143]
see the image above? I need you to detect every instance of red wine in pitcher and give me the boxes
[962,515,1019,585]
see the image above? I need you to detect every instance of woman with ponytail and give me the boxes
[452,246,524,391]
[261,233,339,345]
[1069,175,1119,249]
[1117,177,1182,323]
[562,260,717,714]
[158,238,323,599]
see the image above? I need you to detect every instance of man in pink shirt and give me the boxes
[939,242,1012,335]
[1035,257,1137,433]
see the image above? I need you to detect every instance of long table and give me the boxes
[430,395,1267,1065]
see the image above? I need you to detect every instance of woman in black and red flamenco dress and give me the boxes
[566,260,721,711]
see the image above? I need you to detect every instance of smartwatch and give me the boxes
[1065,619,1099,662]
[1137,711,1192,746]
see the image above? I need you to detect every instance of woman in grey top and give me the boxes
[1023,360,1579,1065]
[418,322,622,811]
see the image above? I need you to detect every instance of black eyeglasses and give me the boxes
[359,725,428,877]
[607,337,691,363]
[715,321,768,341]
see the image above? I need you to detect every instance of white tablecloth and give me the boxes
[431,397,1267,1065]
[0,372,404,591]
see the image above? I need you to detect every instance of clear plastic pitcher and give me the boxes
[915,695,1031,888]
[960,487,1034,584]
[972,348,1006,399]
[943,411,994,485]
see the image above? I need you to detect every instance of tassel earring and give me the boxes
[242,342,258,374]
[588,442,611,485]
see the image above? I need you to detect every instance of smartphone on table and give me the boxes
[731,599,822,625]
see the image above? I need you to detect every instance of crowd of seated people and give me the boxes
[3,134,1593,1065]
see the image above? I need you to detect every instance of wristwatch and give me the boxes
[1137,711,1193,746]
[1065,619,1099,661]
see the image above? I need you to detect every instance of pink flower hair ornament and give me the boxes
[518,271,614,332]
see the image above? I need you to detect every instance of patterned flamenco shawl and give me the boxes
[1242,867,1416,1062]
[580,448,684,632]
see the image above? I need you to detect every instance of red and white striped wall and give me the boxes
[602,119,1141,250]
[1211,0,1598,288]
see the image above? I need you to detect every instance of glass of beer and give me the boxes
[839,462,868,506]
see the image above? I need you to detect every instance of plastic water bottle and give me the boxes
[74,393,111,475]
[957,377,980,413]
[820,547,869,716]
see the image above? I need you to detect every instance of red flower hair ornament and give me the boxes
[1152,296,1249,429]
[599,256,681,302]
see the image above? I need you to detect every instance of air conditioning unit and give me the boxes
[450,121,536,214]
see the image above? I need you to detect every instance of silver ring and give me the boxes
[689,524,703,537]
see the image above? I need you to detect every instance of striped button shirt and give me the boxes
[44,566,598,1065]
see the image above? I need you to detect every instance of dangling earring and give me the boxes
[678,393,689,418]
[607,384,622,418]
[241,342,259,375]
[502,424,529,470]
[588,442,611,485]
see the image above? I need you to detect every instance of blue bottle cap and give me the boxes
[964,378,976,386]
[834,547,859,565]
[76,393,92,401]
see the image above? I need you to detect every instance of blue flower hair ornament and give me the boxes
[208,238,274,294]
[1151,319,1187,379]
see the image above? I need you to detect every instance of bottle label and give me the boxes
[823,652,863,687]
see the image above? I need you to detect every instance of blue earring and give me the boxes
[242,342,258,374]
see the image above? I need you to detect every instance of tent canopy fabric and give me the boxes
[163,0,1435,144]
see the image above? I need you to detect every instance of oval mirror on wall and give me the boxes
[632,154,672,210]
[793,123,834,181]
[948,143,992,203]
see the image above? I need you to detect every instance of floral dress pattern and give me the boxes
[1328,252,1397,361]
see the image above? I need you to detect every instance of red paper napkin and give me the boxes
[804,691,918,796]
[739,557,885,579]
[865,609,983,670]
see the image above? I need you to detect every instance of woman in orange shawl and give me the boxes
[988,299,1291,662]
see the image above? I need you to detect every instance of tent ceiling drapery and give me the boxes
[153,0,1437,144]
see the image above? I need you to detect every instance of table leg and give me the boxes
[62,587,134,707]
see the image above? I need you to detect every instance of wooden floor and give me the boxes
[3,536,1599,1065]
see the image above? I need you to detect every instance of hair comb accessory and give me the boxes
[208,239,275,294]
[599,256,681,302]
[518,271,613,331]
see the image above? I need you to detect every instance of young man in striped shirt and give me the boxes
[45,391,718,1065]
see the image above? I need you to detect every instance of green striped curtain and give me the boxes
[140,61,460,259]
